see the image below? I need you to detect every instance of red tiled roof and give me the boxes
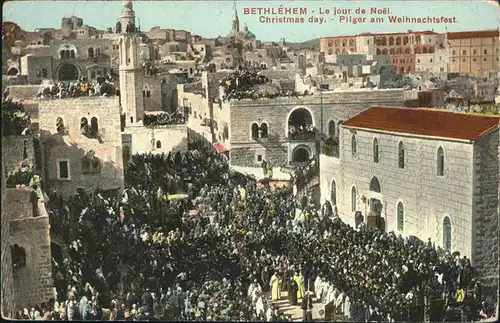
[212,143,228,153]
[342,106,500,141]
[447,30,499,39]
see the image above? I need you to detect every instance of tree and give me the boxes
[2,99,32,136]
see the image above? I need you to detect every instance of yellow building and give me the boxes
[447,29,500,77]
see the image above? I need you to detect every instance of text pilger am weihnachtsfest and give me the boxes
[387,16,458,23]
[243,7,308,15]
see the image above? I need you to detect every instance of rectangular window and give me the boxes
[58,160,69,179]
[440,67,444,72]
[42,69,47,77]
[257,155,263,162]
[146,91,151,97]
[36,70,41,77]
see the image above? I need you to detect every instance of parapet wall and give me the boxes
[6,188,53,310]
[5,85,40,101]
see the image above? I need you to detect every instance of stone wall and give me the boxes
[321,126,475,260]
[2,136,36,169]
[124,124,188,155]
[6,85,40,101]
[1,160,15,318]
[228,90,410,167]
[38,97,124,197]
[6,189,53,310]
[472,128,500,288]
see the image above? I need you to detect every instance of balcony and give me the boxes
[288,125,317,141]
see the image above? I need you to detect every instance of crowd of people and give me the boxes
[15,141,497,322]
[219,68,311,102]
[288,124,316,140]
[143,112,186,127]
[37,75,118,99]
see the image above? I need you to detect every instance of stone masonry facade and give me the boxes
[1,159,16,318]
[472,128,500,288]
[229,89,411,167]
[320,125,499,287]
[38,97,124,197]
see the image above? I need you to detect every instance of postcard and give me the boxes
[1,0,499,321]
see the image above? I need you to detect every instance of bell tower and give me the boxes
[118,1,143,125]
[231,1,240,34]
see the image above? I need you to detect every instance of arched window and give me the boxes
[373,138,379,163]
[331,180,337,205]
[389,48,395,55]
[351,186,357,212]
[80,117,89,134]
[443,217,452,250]
[251,123,259,139]
[397,202,404,231]
[398,141,405,169]
[370,177,381,193]
[351,135,357,156]
[388,37,394,46]
[156,140,162,149]
[423,47,428,54]
[88,47,94,58]
[70,50,75,58]
[90,117,98,136]
[396,37,402,45]
[23,140,28,159]
[65,50,70,59]
[382,48,388,55]
[11,244,26,268]
[376,48,381,55]
[82,150,101,174]
[405,48,411,54]
[381,37,387,46]
[260,123,268,138]
[328,120,336,137]
[56,117,65,134]
[437,147,444,176]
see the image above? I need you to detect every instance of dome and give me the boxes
[123,1,133,9]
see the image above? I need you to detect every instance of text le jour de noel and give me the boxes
[243,6,458,25]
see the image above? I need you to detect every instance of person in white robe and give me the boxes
[255,294,267,318]
[335,291,345,315]
[314,275,324,302]
[344,294,351,319]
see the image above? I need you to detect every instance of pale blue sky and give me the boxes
[3,0,500,42]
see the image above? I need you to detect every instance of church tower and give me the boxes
[118,1,144,124]
[231,1,239,34]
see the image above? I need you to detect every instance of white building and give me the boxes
[415,49,449,73]
[320,106,499,285]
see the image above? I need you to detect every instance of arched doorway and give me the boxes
[7,67,19,75]
[287,108,314,140]
[292,146,310,163]
[57,63,79,81]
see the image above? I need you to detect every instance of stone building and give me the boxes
[415,49,449,75]
[117,8,188,157]
[2,135,54,311]
[447,29,500,77]
[38,97,125,197]
[320,106,499,287]
[1,158,15,318]
[226,89,418,168]
[321,30,444,74]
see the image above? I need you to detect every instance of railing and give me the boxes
[288,129,316,141]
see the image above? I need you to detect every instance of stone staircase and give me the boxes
[264,291,324,322]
